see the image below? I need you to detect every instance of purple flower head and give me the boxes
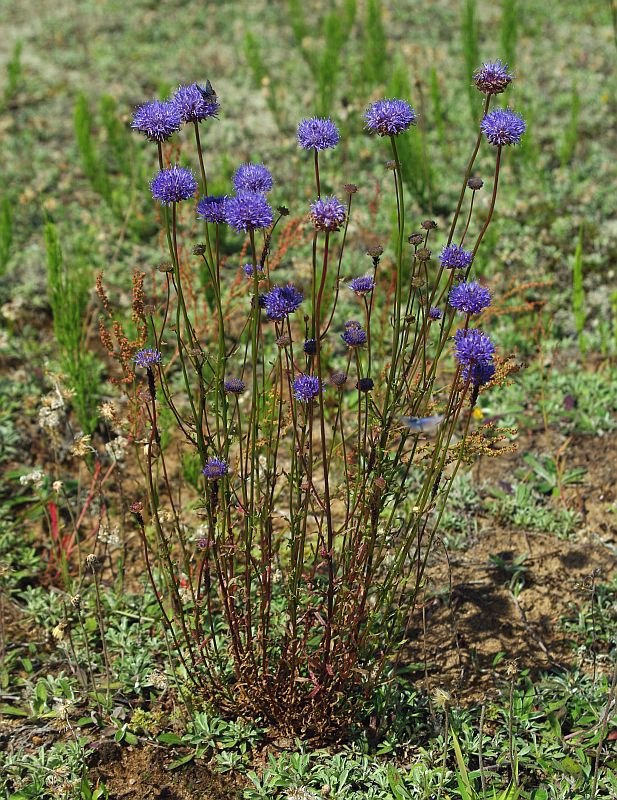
[303,338,317,355]
[473,60,513,95]
[428,306,443,321]
[197,195,227,223]
[173,83,220,123]
[134,348,162,369]
[131,100,182,142]
[481,108,526,146]
[297,117,341,151]
[310,196,346,232]
[151,166,197,205]
[224,377,245,395]
[225,192,273,232]
[293,374,322,402]
[262,285,304,319]
[341,325,367,347]
[453,328,495,370]
[449,281,491,315]
[232,163,273,194]
[202,457,228,480]
[439,244,474,271]
[348,274,375,295]
[365,99,417,136]
[243,262,265,277]
[464,360,496,386]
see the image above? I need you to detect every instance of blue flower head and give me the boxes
[348,274,375,295]
[131,100,182,142]
[243,262,265,277]
[481,108,526,146]
[465,360,496,386]
[341,325,367,347]
[428,306,443,321]
[223,377,245,395]
[310,196,346,232]
[453,328,495,370]
[151,166,197,205]
[134,348,162,369]
[439,244,474,271]
[173,83,219,123]
[197,195,227,223]
[293,374,322,402]
[473,60,513,95]
[225,192,273,232]
[262,285,304,320]
[297,117,340,150]
[202,457,228,480]
[365,99,416,136]
[449,281,491,315]
[232,163,273,194]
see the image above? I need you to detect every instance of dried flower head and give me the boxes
[71,434,95,458]
[408,232,424,246]
[225,192,273,232]
[232,163,273,194]
[196,195,227,223]
[131,100,182,142]
[439,244,473,270]
[297,117,340,150]
[467,176,484,190]
[421,219,437,230]
[473,60,513,95]
[481,108,526,146]
[310,196,346,232]
[329,371,348,388]
[173,83,219,122]
[365,98,416,136]
[151,166,197,205]
[344,183,358,195]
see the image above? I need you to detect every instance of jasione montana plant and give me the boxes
[106,64,524,736]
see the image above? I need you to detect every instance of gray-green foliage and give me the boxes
[571,225,585,353]
[44,222,100,433]
[500,0,518,69]
[0,196,12,274]
[363,0,387,88]
[461,0,479,118]
[558,84,580,166]
[3,40,23,108]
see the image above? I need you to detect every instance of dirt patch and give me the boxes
[88,743,243,800]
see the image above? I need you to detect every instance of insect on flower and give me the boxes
[401,414,445,434]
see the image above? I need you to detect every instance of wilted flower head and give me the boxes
[365,98,416,136]
[449,281,491,315]
[202,457,228,480]
[134,348,162,368]
[232,163,273,194]
[481,108,526,146]
[439,244,474,271]
[348,274,375,295]
[428,306,443,321]
[293,374,322,402]
[243,262,265,277]
[224,377,245,395]
[297,117,341,150]
[310,196,346,232]
[341,325,367,347]
[197,195,227,223]
[225,192,273,232]
[173,83,219,122]
[473,60,513,95]
[262,285,304,319]
[329,371,348,388]
[453,328,495,369]
[151,166,197,205]
[131,100,182,142]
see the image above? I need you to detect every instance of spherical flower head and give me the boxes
[341,325,367,347]
[303,338,317,355]
[357,377,374,392]
[481,108,526,146]
[329,371,348,388]
[262,285,304,320]
[449,281,491,315]
[173,83,219,123]
[224,377,245,395]
[232,163,273,194]
[243,262,265,277]
[131,100,182,142]
[310,196,346,232]
[348,274,375,295]
[151,166,197,205]
[225,192,273,232]
[453,328,495,370]
[428,306,443,321]
[134,348,162,368]
[297,117,340,151]
[197,195,227,223]
[293,374,322,402]
[202,457,228,480]
[473,60,513,95]
[365,98,417,136]
[464,360,496,386]
[439,244,474,271]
